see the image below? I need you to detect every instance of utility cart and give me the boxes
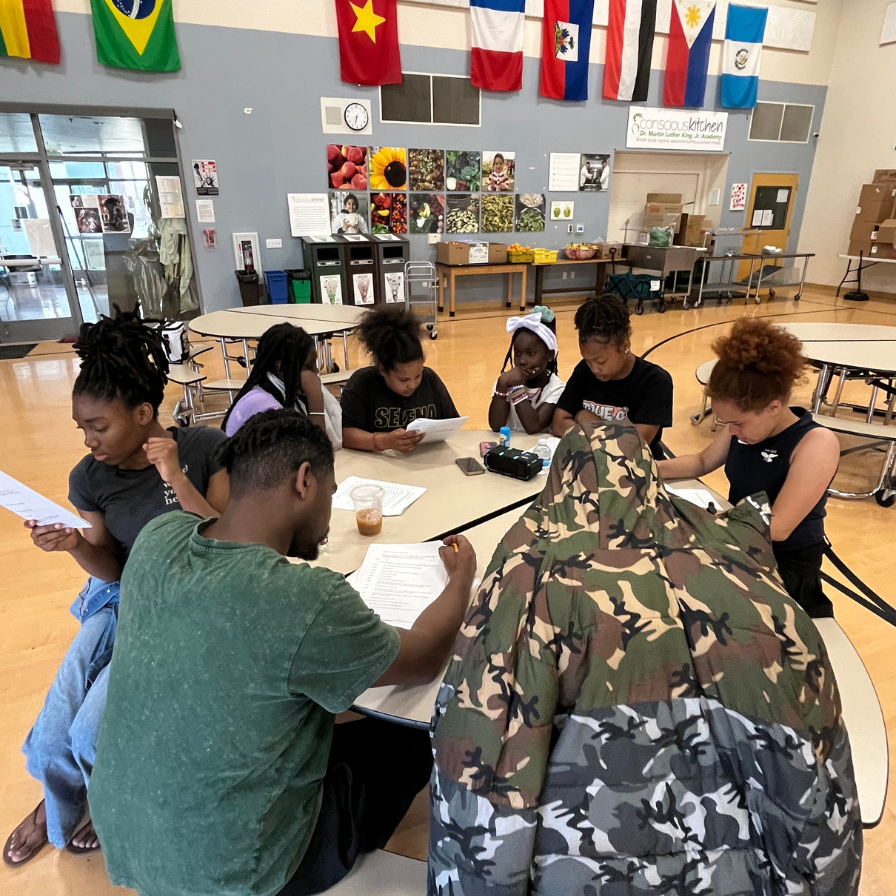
[404,260,438,339]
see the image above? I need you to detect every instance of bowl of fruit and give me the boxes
[564,243,596,260]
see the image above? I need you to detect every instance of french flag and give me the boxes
[541,0,595,101]
[664,0,716,107]
[470,0,526,92]
[603,0,658,103]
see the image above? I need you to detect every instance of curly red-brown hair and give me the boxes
[707,318,807,411]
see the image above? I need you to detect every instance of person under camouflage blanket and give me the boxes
[429,419,861,896]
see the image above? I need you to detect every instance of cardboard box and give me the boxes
[873,169,896,183]
[594,241,623,259]
[684,215,709,246]
[644,192,683,229]
[848,239,874,257]
[871,243,896,259]
[436,240,489,265]
[875,218,896,246]
[850,218,880,241]
[488,243,508,264]
[856,183,896,222]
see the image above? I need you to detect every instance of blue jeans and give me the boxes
[21,582,118,848]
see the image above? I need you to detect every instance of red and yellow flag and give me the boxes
[0,0,60,64]
[335,0,401,86]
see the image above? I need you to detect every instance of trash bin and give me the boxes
[373,235,410,304]
[285,269,312,304]
[302,237,348,305]
[235,270,261,307]
[337,236,378,306]
[265,270,289,304]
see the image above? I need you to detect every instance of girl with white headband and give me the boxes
[488,306,565,435]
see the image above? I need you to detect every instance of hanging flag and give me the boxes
[664,0,716,107]
[470,0,525,92]
[541,0,595,102]
[335,0,401,86]
[603,0,657,103]
[89,0,180,71]
[0,0,60,64]
[721,3,767,108]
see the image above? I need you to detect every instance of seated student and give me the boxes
[3,315,227,868]
[341,305,459,453]
[89,410,477,896]
[429,418,862,896]
[658,318,840,618]
[488,306,565,435]
[552,294,673,459]
[223,322,342,448]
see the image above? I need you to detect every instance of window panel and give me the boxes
[381,74,432,123]
[432,76,479,126]
[749,103,784,141]
[0,113,38,153]
[780,105,813,143]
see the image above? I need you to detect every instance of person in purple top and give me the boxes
[222,323,342,449]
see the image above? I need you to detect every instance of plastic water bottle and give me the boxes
[499,426,511,447]
[533,439,552,468]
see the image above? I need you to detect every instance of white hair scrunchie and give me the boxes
[506,312,558,354]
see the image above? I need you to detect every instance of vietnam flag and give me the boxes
[335,0,402,86]
[664,0,716,107]
[0,0,60,64]
[541,0,595,102]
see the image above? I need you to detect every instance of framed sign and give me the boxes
[626,107,728,153]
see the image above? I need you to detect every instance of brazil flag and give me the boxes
[89,0,180,71]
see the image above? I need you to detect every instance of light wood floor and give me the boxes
[1,286,894,893]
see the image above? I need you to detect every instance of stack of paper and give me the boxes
[665,484,719,512]
[348,542,447,628]
[406,415,469,443]
[332,476,426,517]
[0,470,91,529]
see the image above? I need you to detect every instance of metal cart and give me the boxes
[404,260,438,339]
[747,252,814,303]
[624,244,700,306]
[688,254,757,308]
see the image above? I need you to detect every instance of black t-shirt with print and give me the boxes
[555,356,673,457]
[340,366,459,433]
[68,425,226,557]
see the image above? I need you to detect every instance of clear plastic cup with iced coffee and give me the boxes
[350,484,384,537]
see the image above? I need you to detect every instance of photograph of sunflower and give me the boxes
[369,147,407,191]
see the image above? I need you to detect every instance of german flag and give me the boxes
[0,0,61,64]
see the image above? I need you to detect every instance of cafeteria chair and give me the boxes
[690,360,718,431]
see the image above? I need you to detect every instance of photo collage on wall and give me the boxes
[324,144,598,236]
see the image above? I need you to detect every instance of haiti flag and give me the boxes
[540,0,595,102]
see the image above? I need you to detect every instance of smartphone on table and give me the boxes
[456,457,486,476]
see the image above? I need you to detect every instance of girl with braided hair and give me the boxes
[4,314,228,868]
[658,318,840,618]
[222,323,342,449]
[552,294,673,459]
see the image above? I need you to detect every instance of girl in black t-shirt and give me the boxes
[552,295,673,458]
[4,317,228,867]
[341,306,459,453]
[657,319,840,618]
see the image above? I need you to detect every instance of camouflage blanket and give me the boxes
[429,420,861,896]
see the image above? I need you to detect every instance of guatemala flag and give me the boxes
[721,3,768,108]
[541,0,595,101]
[470,0,526,92]
[663,0,716,107]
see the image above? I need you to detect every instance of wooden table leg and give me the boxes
[519,265,528,312]
[506,270,513,308]
[595,261,607,295]
[449,270,456,317]
[534,265,544,305]
[437,266,444,312]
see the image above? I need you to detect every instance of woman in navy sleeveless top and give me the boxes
[658,319,840,618]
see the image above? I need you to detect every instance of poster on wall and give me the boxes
[626,107,728,152]
[483,151,515,192]
[384,271,405,303]
[352,272,374,306]
[196,200,215,223]
[192,160,219,196]
[320,274,344,305]
[446,151,481,191]
[99,195,131,233]
[70,195,102,234]
[730,183,748,211]
[548,153,580,191]
[579,154,610,191]
[329,191,369,235]
[550,201,574,221]
[327,145,368,190]
[481,194,514,232]
[408,149,445,191]
[370,192,407,234]
[156,176,186,218]
[368,147,407,190]
[409,194,444,234]
[288,193,331,236]
[446,194,480,233]
[514,194,546,232]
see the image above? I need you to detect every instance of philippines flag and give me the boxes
[541,0,595,101]
[603,0,657,103]
[721,4,768,108]
[664,0,716,107]
[470,0,525,92]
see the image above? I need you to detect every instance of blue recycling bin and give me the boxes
[264,270,289,304]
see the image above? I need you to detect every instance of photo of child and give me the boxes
[483,151,515,192]
[329,192,369,235]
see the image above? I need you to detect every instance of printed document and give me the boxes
[332,476,426,516]
[0,470,91,528]
[665,484,719,511]
[406,415,469,443]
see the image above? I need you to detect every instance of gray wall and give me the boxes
[0,13,826,312]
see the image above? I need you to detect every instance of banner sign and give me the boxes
[626,107,728,152]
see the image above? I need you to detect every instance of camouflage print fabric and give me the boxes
[429,420,861,896]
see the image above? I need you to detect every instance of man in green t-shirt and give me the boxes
[89,409,477,896]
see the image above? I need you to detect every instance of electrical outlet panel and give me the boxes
[265,239,282,249]
[576,224,585,234]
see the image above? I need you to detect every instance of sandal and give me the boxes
[3,801,49,868]
[65,821,101,857]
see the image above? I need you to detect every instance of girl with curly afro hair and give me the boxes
[658,317,840,618]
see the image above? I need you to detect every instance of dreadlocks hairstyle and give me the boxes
[72,313,169,415]
[217,408,334,499]
[356,305,423,372]
[500,311,559,377]
[574,294,632,346]
[708,318,807,412]
[221,323,315,431]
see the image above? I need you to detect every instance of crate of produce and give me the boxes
[507,243,534,263]
[532,249,558,264]
[564,244,596,260]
